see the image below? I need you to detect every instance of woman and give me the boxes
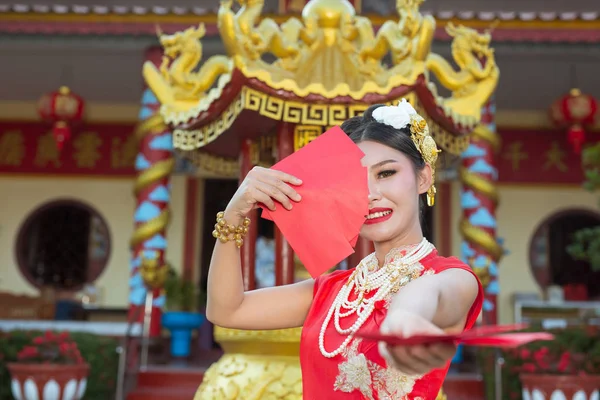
[207,100,483,399]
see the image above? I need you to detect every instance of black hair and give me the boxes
[340,104,425,174]
[340,104,429,223]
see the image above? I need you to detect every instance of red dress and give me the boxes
[300,249,483,400]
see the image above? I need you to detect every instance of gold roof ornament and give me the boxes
[219,0,429,98]
[142,0,499,156]
[143,23,234,120]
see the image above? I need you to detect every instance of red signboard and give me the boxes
[2,123,593,183]
[497,129,599,185]
[0,121,137,176]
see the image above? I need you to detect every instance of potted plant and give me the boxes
[8,331,90,400]
[503,327,600,400]
[567,142,600,273]
[161,267,205,358]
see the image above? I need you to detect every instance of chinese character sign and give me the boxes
[497,129,599,184]
[0,122,137,176]
[0,131,25,166]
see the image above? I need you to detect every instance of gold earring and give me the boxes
[427,185,436,207]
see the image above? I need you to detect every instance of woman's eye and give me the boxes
[377,170,396,179]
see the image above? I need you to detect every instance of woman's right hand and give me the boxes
[225,166,303,219]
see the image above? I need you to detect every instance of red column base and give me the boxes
[128,304,162,337]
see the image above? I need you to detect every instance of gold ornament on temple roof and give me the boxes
[143,0,499,147]
[214,0,498,115]
[425,21,499,121]
[142,23,234,120]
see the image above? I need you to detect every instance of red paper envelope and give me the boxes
[263,160,368,243]
[260,127,369,277]
[355,324,554,348]
[263,169,361,275]
[459,333,556,348]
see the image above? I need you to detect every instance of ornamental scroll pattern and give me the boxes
[173,87,470,156]
[196,354,303,400]
[172,94,244,151]
[243,87,368,126]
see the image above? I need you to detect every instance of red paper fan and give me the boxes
[260,127,369,277]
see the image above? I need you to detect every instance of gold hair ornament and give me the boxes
[408,113,441,207]
[213,211,251,248]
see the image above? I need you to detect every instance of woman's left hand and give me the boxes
[378,309,457,376]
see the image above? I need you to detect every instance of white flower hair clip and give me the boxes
[371,99,417,130]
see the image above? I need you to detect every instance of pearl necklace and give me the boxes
[319,238,435,358]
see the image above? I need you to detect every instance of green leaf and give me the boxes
[567,226,600,271]
[163,263,201,312]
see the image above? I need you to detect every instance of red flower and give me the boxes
[33,337,45,345]
[521,363,536,372]
[15,330,85,365]
[59,343,70,354]
[533,348,550,369]
[17,346,39,360]
[557,352,571,372]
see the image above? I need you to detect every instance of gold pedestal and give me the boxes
[195,327,303,400]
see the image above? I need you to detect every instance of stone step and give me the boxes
[126,365,206,400]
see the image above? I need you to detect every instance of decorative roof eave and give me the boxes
[1,9,600,42]
[167,68,473,158]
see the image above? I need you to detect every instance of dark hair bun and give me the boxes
[362,104,385,123]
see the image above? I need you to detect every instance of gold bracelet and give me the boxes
[212,211,251,248]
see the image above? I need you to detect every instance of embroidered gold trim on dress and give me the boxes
[334,338,422,399]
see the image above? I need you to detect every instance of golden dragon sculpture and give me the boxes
[142,23,234,115]
[426,22,500,120]
[358,0,435,81]
[218,0,301,64]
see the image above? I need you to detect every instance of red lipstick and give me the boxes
[364,208,393,225]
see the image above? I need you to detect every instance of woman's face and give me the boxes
[357,140,431,245]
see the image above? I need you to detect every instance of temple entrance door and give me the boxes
[198,178,238,349]
[199,178,238,298]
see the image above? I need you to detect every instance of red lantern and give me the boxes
[550,89,598,154]
[37,86,85,150]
